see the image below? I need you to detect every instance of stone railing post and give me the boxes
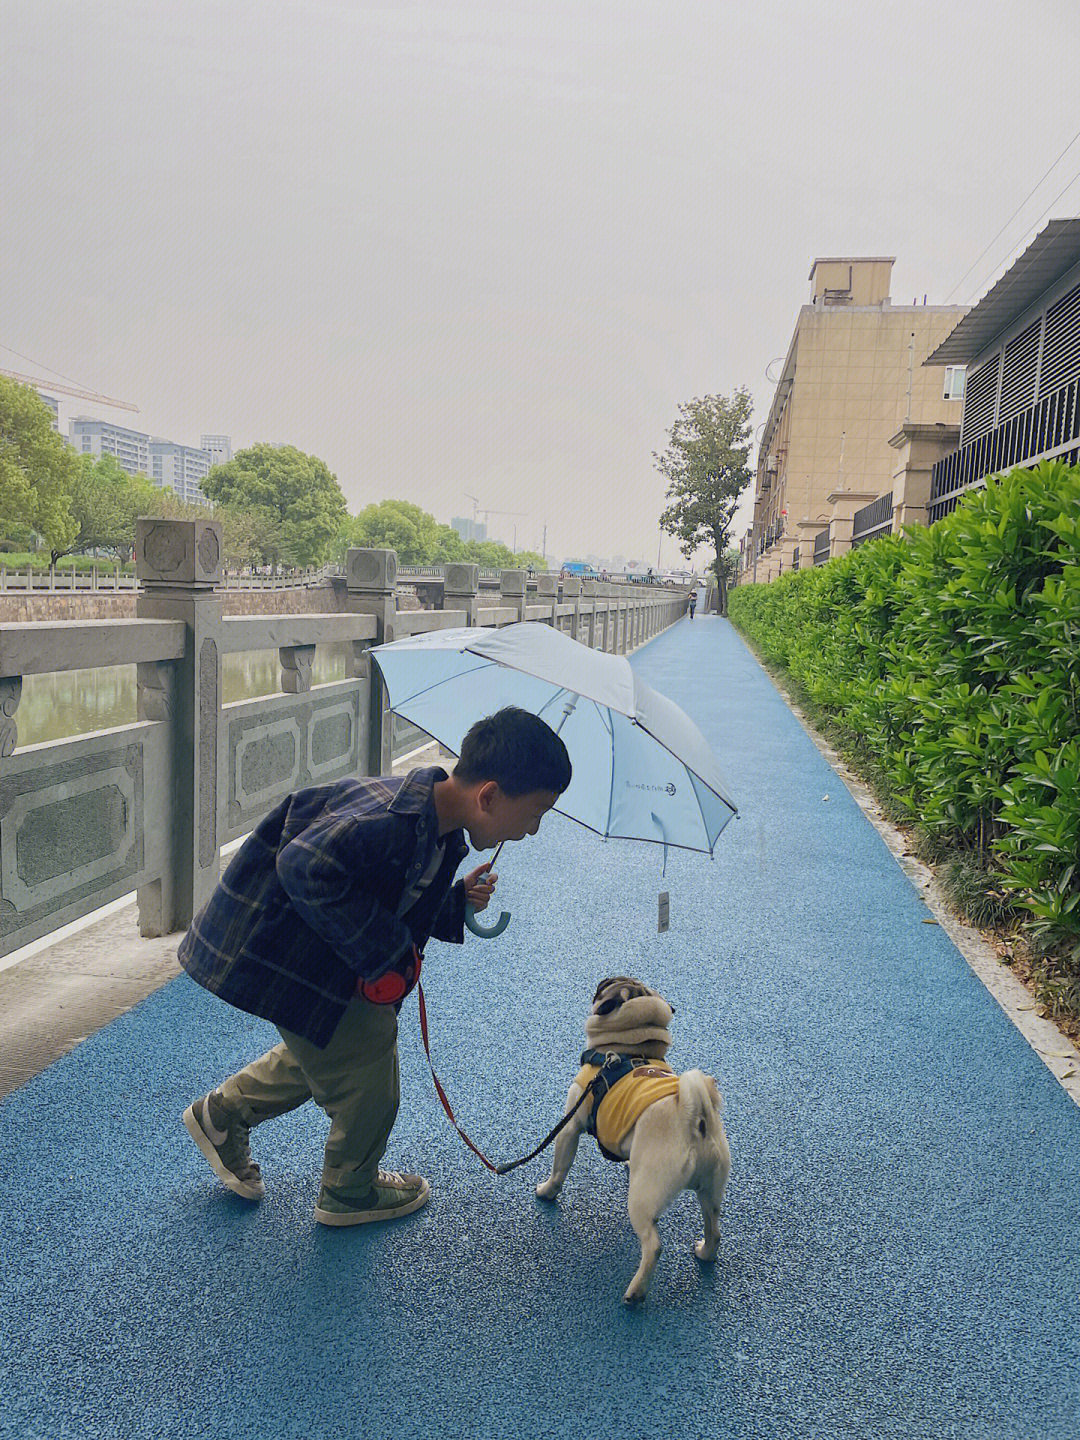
[135,516,223,936]
[444,563,480,625]
[581,577,598,647]
[500,569,528,622]
[344,548,398,774]
[536,574,558,627]
[561,575,582,640]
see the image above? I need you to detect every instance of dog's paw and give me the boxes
[534,1179,561,1201]
[694,1238,719,1262]
[622,1285,647,1306]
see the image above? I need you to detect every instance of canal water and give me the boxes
[18,645,426,764]
[20,647,351,747]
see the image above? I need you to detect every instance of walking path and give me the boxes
[2,616,1079,1440]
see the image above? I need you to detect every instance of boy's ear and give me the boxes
[475,779,500,812]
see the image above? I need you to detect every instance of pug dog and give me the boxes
[536,976,730,1304]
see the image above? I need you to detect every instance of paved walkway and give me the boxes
[3,616,1079,1440]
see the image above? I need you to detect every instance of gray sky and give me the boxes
[3,0,1079,565]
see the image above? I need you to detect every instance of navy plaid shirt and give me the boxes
[178,767,469,1046]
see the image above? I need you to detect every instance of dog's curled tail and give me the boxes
[677,1069,723,1142]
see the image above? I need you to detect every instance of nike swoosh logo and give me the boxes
[200,1101,230,1146]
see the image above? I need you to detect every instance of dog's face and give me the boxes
[590,976,675,1020]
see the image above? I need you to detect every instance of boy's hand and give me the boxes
[464,861,498,912]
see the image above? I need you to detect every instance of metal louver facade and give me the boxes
[930,244,1080,520]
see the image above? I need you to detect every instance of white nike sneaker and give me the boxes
[182,1092,265,1200]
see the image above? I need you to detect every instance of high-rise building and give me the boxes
[149,440,212,505]
[451,516,487,543]
[38,393,60,431]
[69,418,150,476]
[200,434,232,468]
[68,417,212,503]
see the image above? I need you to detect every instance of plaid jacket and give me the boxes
[178,767,469,1046]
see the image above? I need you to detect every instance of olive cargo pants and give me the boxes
[217,996,399,1194]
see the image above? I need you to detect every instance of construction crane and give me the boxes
[0,367,139,413]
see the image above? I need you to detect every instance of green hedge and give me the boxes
[728,461,1080,989]
[0,553,135,572]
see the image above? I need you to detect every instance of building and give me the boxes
[69,417,150,476]
[148,440,212,505]
[741,258,968,582]
[38,393,60,431]
[69,417,212,503]
[925,218,1080,521]
[200,434,232,469]
[451,516,487,544]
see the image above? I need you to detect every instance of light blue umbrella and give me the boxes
[371,622,738,935]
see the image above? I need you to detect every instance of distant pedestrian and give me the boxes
[688,591,697,620]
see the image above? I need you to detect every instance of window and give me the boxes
[943,365,966,401]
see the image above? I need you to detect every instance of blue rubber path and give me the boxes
[3,617,1080,1440]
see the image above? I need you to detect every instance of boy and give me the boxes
[179,706,571,1227]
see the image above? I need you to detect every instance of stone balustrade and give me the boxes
[0,519,691,958]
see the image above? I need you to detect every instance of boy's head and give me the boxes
[452,706,571,849]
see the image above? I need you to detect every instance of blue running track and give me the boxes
[2,617,1079,1440]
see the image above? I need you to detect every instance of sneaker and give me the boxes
[182,1092,265,1200]
[313,1170,431,1227]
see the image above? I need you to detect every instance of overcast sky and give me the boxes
[3,0,1079,565]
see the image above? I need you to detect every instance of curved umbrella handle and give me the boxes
[465,902,511,938]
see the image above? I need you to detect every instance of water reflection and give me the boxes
[20,645,349,747]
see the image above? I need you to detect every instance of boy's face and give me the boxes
[468,783,560,850]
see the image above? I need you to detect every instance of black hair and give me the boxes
[454,706,571,797]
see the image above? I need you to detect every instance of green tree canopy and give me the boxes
[656,388,754,613]
[51,454,158,562]
[344,500,544,570]
[201,443,347,567]
[0,376,79,555]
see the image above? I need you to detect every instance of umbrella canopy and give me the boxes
[371,622,737,854]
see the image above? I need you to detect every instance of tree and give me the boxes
[0,376,78,557]
[344,500,546,570]
[656,389,753,615]
[201,444,347,568]
[50,454,156,563]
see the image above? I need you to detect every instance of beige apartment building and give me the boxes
[741,258,968,582]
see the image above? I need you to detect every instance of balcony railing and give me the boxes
[851,492,894,546]
[929,372,1080,522]
[812,527,831,565]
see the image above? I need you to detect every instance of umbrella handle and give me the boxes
[465,903,511,938]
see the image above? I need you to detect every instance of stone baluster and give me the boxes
[581,577,598,647]
[0,677,22,757]
[280,645,315,694]
[444,563,480,625]
[135,516,224,937]
[344,548,397,774]
[499,569,528,622]
[562,575,582,641]
[536,574,558,627]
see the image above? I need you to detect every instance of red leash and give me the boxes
[416,980,501,1174]
[415,979,600,1177]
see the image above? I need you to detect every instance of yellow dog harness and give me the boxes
[574,1055,680,1161]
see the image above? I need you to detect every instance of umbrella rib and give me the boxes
[377,652,493,709]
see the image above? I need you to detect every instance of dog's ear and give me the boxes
[592,977,654,1015]
[591,975,638,1006]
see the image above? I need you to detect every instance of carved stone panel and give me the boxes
[444,563,479,596]
[0,742,143,945]
[226,688,361,836]
[136,518,223,587]
[198,638,219,868]
[346,548,397,592]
